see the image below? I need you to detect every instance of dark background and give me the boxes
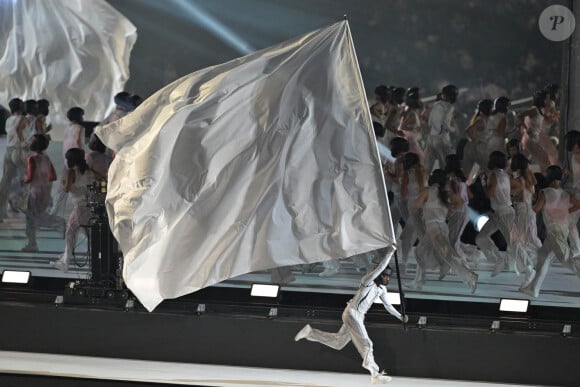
[108,0,569,110]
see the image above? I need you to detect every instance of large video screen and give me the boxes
[1,0,577,309]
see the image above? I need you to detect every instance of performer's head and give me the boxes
[476,99,493,117]
[114,91,132,111]
[402,152,420,171]
[546,165,563,185]
[506,139,520,158]
[444,154,467,182]
[374,85,390,104]
[390,137,409,158]
[532,90,548,110]
[65,148,86,170]
[493,96,510,114]
[37,99,50,116]
[374,266,393,286]
[487,151,507,171]
[441,85,459,104]
[405,87,422,109]
[29,134,49,153]
[67,107,85,124]
[8,98,24,114]
[24,99,37,116]
[390,87,405,105]
[565,130,580,152]
[544,83,560,102]
[510,154,529,173]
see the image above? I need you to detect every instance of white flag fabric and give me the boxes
[96,21,394,312]
[0,0,136,127]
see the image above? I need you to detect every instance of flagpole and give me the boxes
[344,19,406,329]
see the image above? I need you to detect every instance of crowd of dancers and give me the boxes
[0,92,140,271]
[366,82,580,298]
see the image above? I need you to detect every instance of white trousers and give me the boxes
[304,307,380,376]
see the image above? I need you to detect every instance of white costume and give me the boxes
[399,169,424,269]
[62,123,85,162]
[522,187,580,297]
[447,176,481,266]
[412,187,478,291]
[524,111,556,172]
[52,167,93,271]
[475,169,514,276]
[462,117,490,179]
[399,110,424,163]
[425,100,454,172]
[487,113,506,155]
[509,175,540,286]
[295,247,402,382]
[0,115,29,219]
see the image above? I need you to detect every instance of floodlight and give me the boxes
[417,316,427,328]
[1,270,31,284]
[499,299,529,313]
[562,325,572,337]
[124,299,135,312]
[196,303,206,315]
[251,283,279,298]
[490,320,501,333]
[268,307,278,319]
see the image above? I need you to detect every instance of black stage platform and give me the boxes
[0,285,578,386]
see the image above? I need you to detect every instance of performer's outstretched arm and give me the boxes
[360,245,395,286]
[378,288,404,321]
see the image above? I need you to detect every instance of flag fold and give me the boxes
[96,21,394,311]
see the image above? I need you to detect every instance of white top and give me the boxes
[542,187,570,228]
[423,186,447,224]
[5,115,27,147]
[527,110,544,139]
[487,113,505,150]
[69,167,93,205]
[428,100,454,136]
[490,169,512,211]
[406,168,424,204]
[28,153,54,190]
[63,123,85,160]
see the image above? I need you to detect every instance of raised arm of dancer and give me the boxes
[360,246,395,286]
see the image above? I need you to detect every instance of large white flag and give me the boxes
[96,21,394,312]
[0,0,136,128]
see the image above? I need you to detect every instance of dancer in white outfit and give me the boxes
[462,99,493,181]
[518,91,557,173]
[295,246,407,384]
[509,154,540,287]
[398,88,424,164]
[475,151,515,276]
[521,166,580,297]
[0,99,29,221]
[411,170,478,292]
[425,85,458,173]
[399,152,426,271]
[487,97,510,155]
[21,135,62,252]
[444,154,480,269]
[51,148,94,272]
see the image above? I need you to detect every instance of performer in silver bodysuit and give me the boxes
[294,246,407,384]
